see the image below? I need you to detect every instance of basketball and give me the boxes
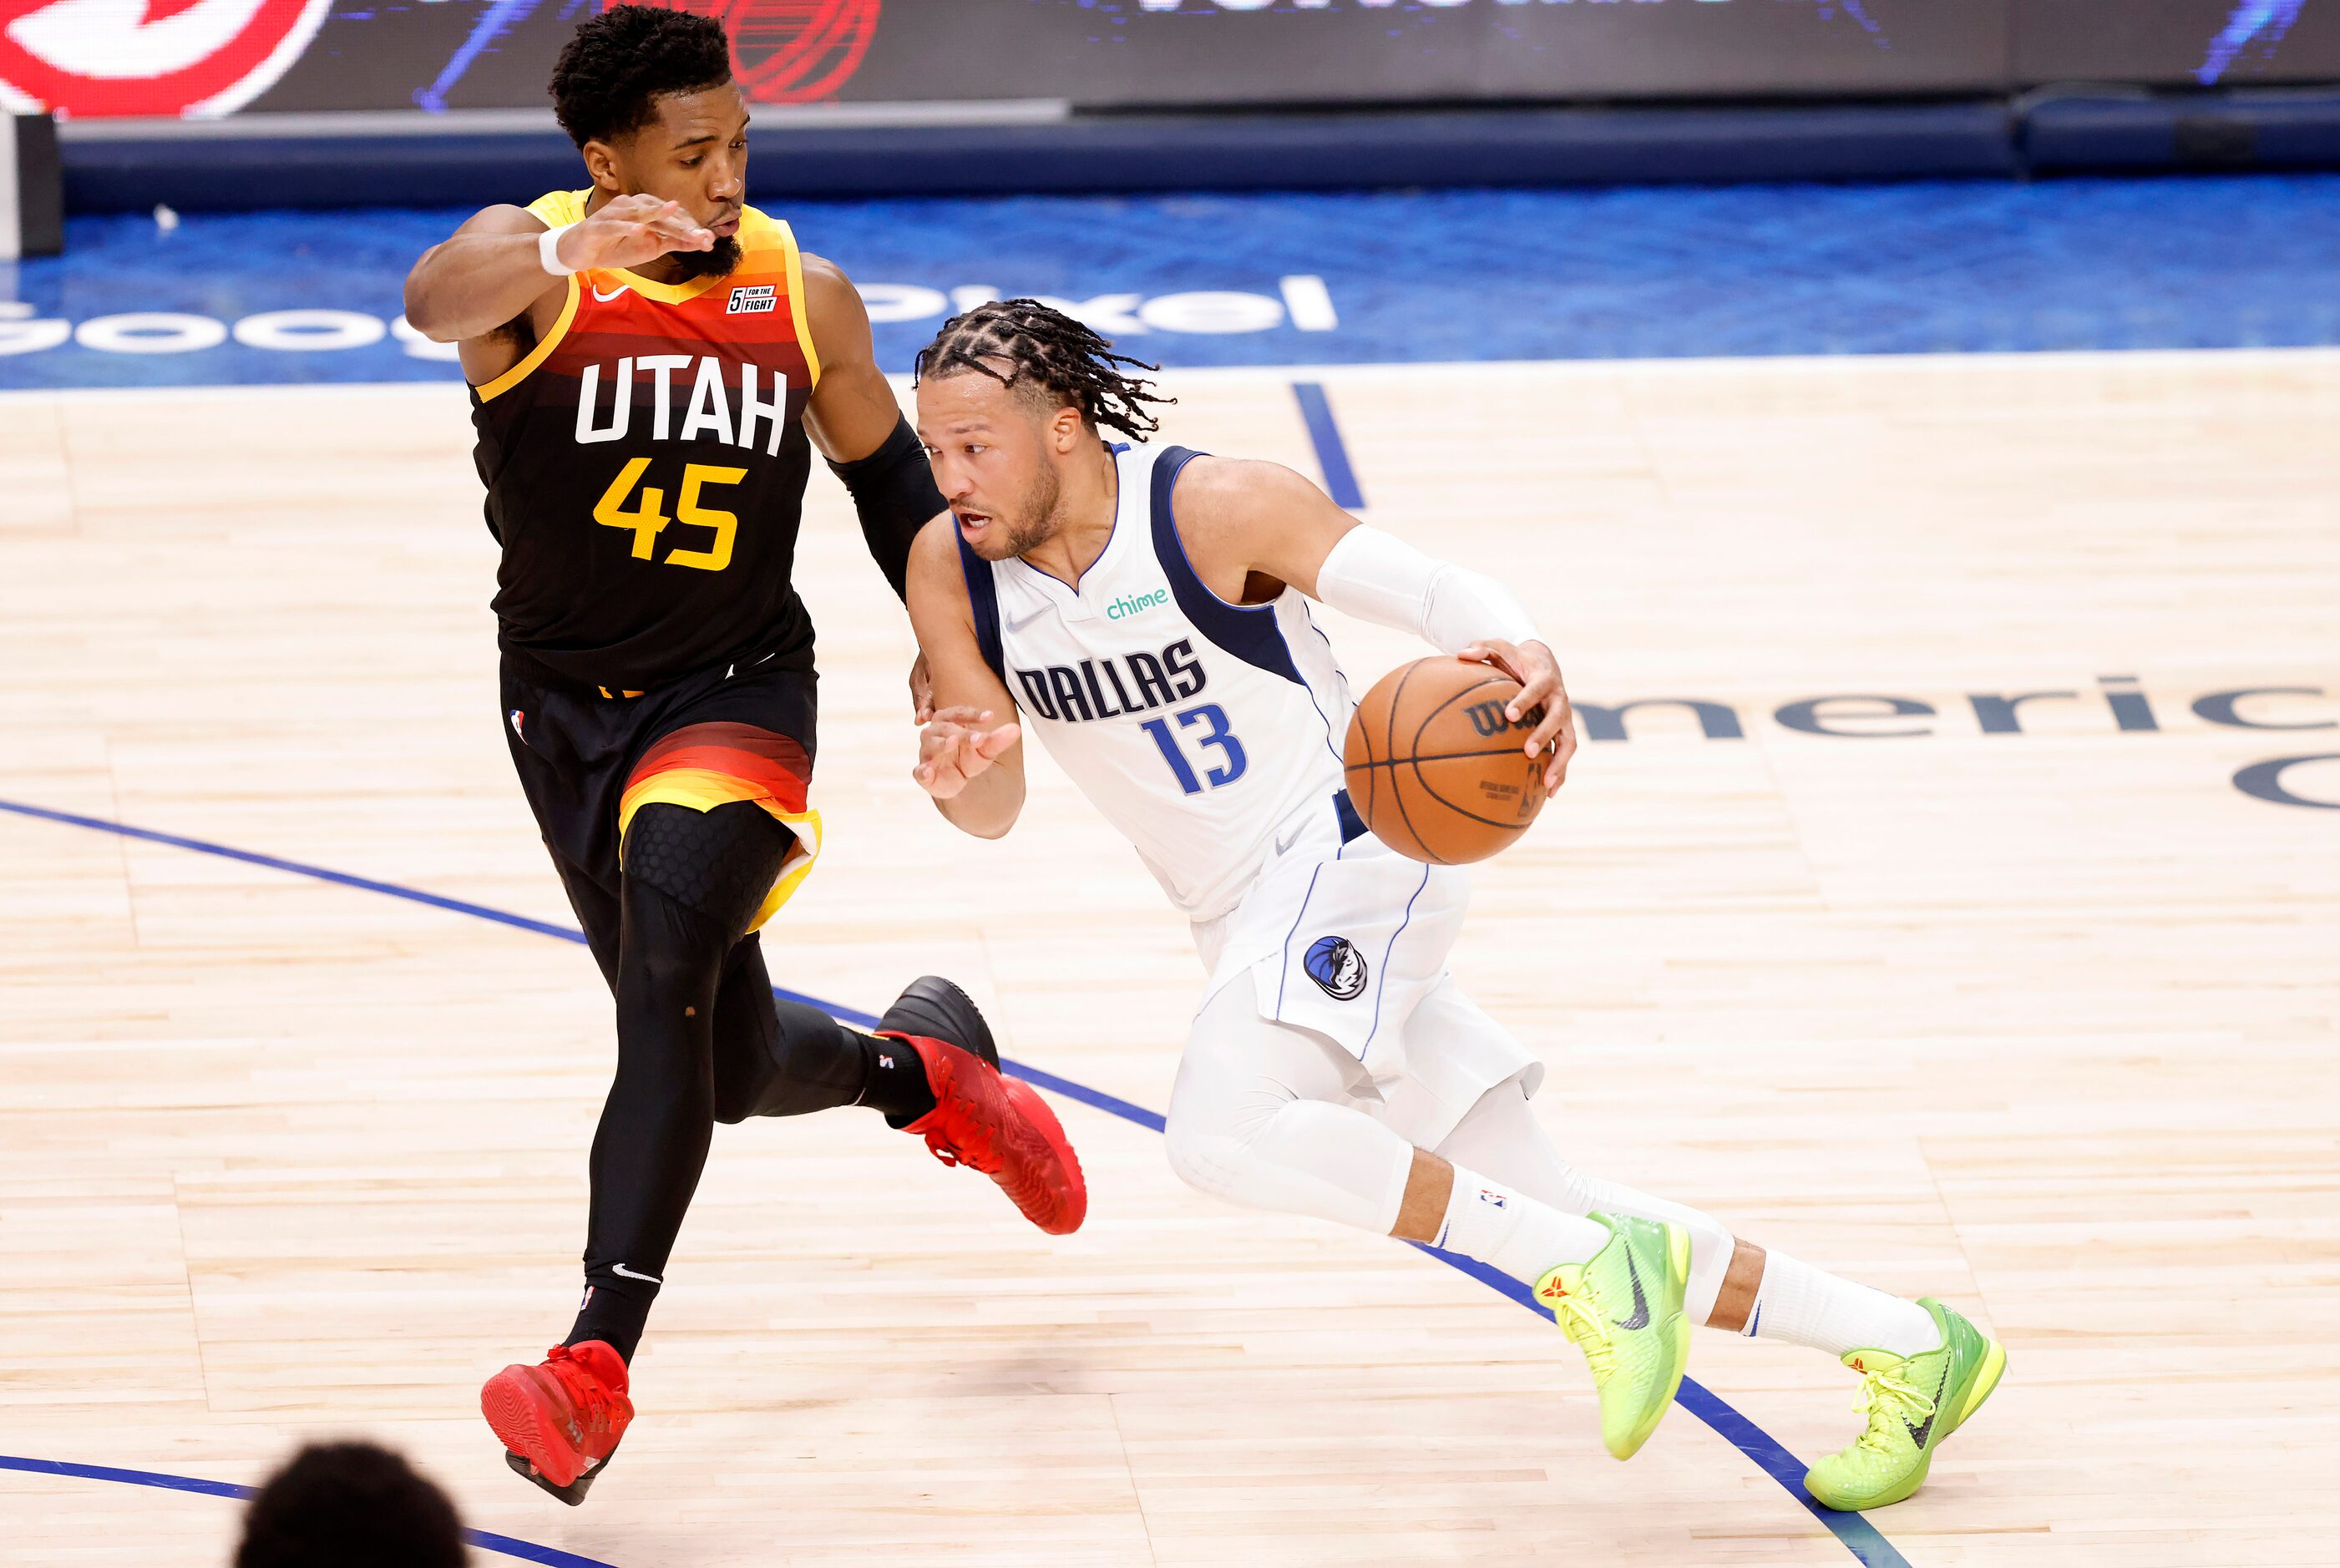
[1344,656,1547,864]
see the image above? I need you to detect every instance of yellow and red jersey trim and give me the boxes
[475,271,581,402]
[474,190,819,404]
[618,723,821,933]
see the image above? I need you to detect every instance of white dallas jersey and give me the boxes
[960,442,1352,920]
[964,442,1525,1102]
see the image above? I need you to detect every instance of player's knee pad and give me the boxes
[1164,1067,1294,1204]
[1166,1094,1404,1236]
[1161,1105,1243,1202]
[620,800,792,942]
[616,873,721,999]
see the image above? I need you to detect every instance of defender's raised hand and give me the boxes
[1460,637,1578,796]
[555,194,715,273]
[914,706,1021,800]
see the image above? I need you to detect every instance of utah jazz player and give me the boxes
[905,301,2005,1511]
[402,10,1084,1503]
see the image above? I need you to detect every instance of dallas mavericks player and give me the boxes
[903,301,2005,1509]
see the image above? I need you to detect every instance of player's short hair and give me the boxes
[235,1441,468,1568]
[551,5,735,149]
[914,298,1173,441]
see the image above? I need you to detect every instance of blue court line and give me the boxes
[0,797,866,1025]
[1416,1247,1910,1567]
[0,1454,620,1567]
[0,793,1907,1566]
[1292,382,1366,511]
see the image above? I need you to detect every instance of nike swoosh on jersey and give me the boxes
[593,284,631,302]
[1005,602,1053,633]
[1613,1242,1652,1331]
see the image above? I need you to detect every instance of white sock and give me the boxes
[1431,1080,1740,1323]
[1746,1250,1939,1359]
[1434,1167,1615,1287]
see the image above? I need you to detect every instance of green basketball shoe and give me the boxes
[1532,1213,1694,1459]
[1805,1297,2008,1511]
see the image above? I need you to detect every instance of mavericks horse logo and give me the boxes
[1304,936,1368,1001]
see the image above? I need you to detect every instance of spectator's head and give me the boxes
[235,1441,468,1568]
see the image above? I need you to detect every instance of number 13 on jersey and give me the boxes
[1142,702,1248,795]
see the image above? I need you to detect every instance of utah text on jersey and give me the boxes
[472,190,823,689]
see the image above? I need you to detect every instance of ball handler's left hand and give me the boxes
[1459,638,1577,797]
[914,706,1021,799]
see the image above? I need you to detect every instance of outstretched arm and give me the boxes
[802,255,949,599]
[403,195,717,382]
[1170,456,1578,797]
[904,518,1026,838]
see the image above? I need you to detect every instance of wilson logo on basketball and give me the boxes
[1464,699,1534,739]
[0,0,334,119]
[645,0,881,104]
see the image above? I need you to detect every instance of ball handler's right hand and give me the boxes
[552,194,717,273]
[914,706,1020,799]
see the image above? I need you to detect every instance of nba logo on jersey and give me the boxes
[1304,936,1368,999]
[727,285,777,315]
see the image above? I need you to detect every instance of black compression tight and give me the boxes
[567,802,877,1361]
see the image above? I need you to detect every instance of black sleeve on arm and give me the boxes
[827,414,945,601]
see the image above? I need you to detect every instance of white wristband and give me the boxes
[538,222,579,276]
[1315,524,1542,655]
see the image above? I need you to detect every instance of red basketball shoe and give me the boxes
[481,1339,633,1505]
[886,1030,1087,1236]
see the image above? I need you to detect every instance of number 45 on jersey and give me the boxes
[595,458,747,572]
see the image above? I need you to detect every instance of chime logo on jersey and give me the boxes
[1304,935,1368,1000]
[1107,587,1168,620]
[0,0,335,119]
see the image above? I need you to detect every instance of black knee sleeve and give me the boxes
[620,800,791,942]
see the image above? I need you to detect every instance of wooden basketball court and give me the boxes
[3,349,2336,1565]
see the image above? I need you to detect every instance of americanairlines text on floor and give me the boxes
[1575,677,2339,811]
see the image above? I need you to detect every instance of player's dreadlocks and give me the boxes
[914,299,1174,440]
[551,6,733,149]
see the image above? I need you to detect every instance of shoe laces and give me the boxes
[920,1118,999,1174]
[1551,1293,1617,1382]
[545,1345,615,1431]
[1849,1363,1935,1455]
